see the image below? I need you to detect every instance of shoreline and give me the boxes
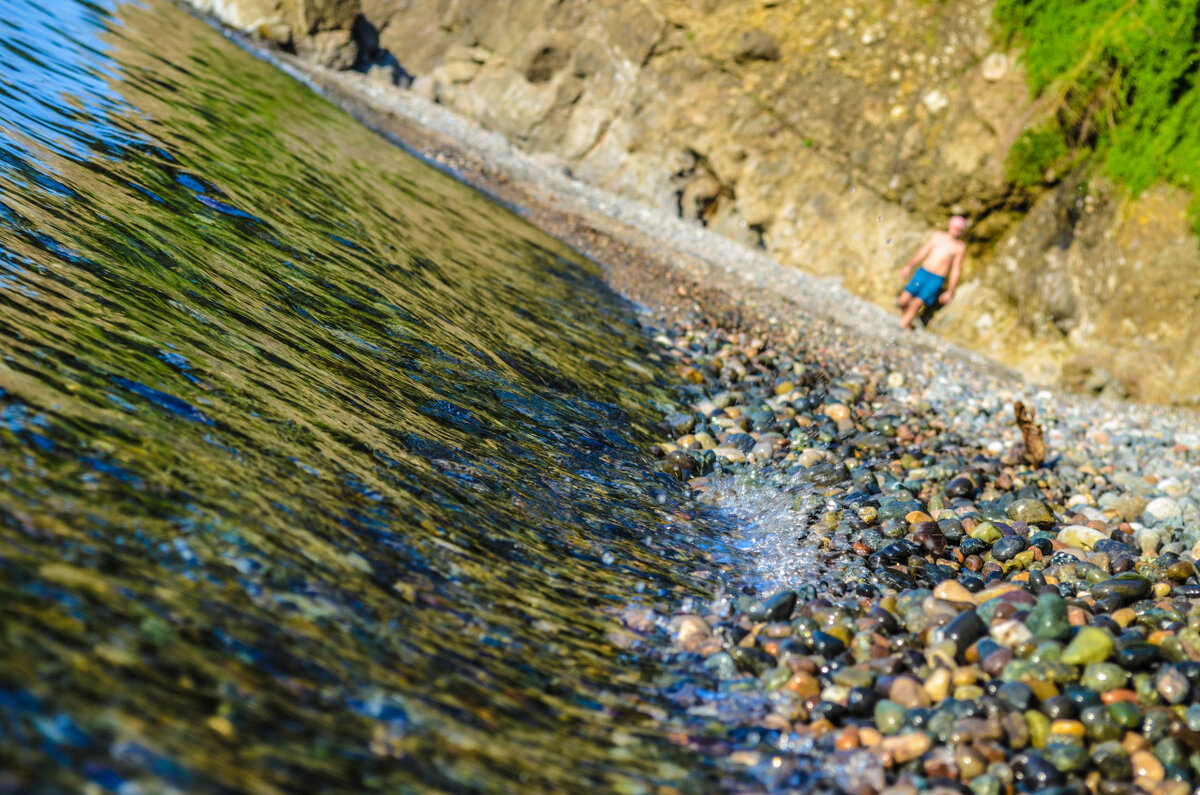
[208,19,1200,794]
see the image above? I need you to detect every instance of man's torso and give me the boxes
[920,231,964,277]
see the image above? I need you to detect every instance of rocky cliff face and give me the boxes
[192,0,1200,405]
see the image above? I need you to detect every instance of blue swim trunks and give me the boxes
[904,268,945,305]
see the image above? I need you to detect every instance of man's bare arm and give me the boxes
[939,248,965,304]
[900,238,933,277]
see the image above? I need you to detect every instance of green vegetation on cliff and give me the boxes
[996,0,1200,227]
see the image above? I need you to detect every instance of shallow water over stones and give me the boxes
[0,1,745,790]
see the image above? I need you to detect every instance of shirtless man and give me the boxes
[896,216,967,330]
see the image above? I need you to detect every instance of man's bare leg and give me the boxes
[899,297,924,329]
[897,290,913,309]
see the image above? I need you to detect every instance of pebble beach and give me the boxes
[231,32,1200,794]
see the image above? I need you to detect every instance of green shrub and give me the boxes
[995,0,1200,231]
[1005,123,1071,189]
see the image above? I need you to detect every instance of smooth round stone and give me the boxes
[942,609,987,656]
[704,651,738,680]
[1026,710,1051,748]
[1154,736,1186,767]
[1061,626,1114,665]
[725,432,756,453]
[1114,641,1160,669]
[992,618,1033,648]
[1064,686,1103,710]
[1059,525,1107,551]
[946,477,977,499]
[729,646,776,675]
[970,773,1002,795]
[1095,538,1139,558]
[761,665,791,691]
[796,461,849,487]
[961,537,988,557]
[889,675,931,709]
[1107,700,1141,729]
[673,615,712,644]
[1026,593,1071,640]
[1049,719,1086,739]
[875,699,907,735]
[833,666,875,689]
[1046,741,1089,772]
[1015,754,1062,788]
[665,412,696,436]
[846,686,880,716]
[1041,695,1077,721]
[1007,498,1054,528]
[992,535,1028,562]
[1091,575,1151,603]
[924,668,951,702]
[1030,640,1063,664]
[713,446,746,463]
[1082,662,1129,692]
[1080,704,1122,742]
[933,580,975,603]
[1091,740,1133,779]
[1131,750,1165,784]
[750,440,775,459]
[878,500,924,523]
[1144,497,1181,523]
[810,630,846,657]
[995,681,1034,711]
[747,590,797,622]
[1157,666,1190,704]
[970,521,1003,544]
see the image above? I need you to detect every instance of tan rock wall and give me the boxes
[195,0,1200,405]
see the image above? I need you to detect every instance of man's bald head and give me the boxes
[948,215,967,236]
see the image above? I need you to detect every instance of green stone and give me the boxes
[1091,741,1132,779]
[1186,703,1200,732]
[851,631,873,663]
[875,699,907,735]
[1002,659,1033,682]
[703,651,738,680]
[928,708,956,743]
[1030,640,1064,663]
[760,665,791,691]
[1046,740,1089,772]
[970,521,1002,543]
[1025,710,1050,748]
[1081,705,1123,742]
[1007,498,1055,527]
[1155,737,1187,768]
[1143,708,1175,743]
[832,666,874,689]
[1061,626,1115,665]
[1159,636,1187,663]
[1003,549,1036,572]
[1026,593,1070,640]
[1107,700,1142,729]
[1082,662,1130,692]
[970,774,1002,795]
[1027,660,1076,684]
[1136,672,1164,706]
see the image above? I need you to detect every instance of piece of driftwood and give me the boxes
[1013,400,1046,467]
